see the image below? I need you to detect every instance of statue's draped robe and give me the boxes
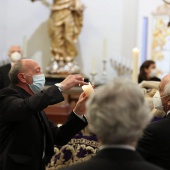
[49,0,83,61]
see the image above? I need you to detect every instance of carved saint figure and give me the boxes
[32,0,84,62]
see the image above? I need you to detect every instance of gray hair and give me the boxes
[86,78,152,145]
[8,60,23,84]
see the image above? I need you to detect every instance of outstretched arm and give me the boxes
[31,0,51,8]
[49,92,88,146]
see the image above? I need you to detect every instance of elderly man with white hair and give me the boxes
[137,74,170,170]
[62,78,164,170]
[0,45,22,89]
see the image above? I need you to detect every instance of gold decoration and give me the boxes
[31,0,84,74]
[47,126,99,170]
[49,0,84,61]
[152,18,170,61]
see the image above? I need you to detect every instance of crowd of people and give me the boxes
[0,47,169,170]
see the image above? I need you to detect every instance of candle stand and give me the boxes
[90,72,97,85]
[100,60,107,84]
[110,58,132,78]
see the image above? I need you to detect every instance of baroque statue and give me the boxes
[31,0,84,74]
[49,0,84,62]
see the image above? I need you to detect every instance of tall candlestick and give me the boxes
[100,60,107,84]
[82,82,95,97]
[103,39,107,61]
[22,36,27,58]
[132,48,139,83]
[92,57,96,74]
[90,72,97,85]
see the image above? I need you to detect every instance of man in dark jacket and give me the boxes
[137,74,170,170]
[0,59,88,170]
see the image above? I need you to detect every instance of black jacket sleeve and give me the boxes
[49,112,88,146]
[0,85,64,122]
[136,126,156,160]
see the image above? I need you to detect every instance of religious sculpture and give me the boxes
[31,0,84,74]
[49,0,84,62]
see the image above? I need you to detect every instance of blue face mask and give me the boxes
[28,74,45,94]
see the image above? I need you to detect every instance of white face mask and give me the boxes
[153,90,167,111]
[10,52,22,62]
[28,74,45,94]
[149,68,157,78]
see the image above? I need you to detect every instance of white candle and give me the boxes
[82,82,95,97]
[103,39,107,61]
[132,48,139,83]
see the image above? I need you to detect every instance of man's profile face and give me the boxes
[159,82,170,113]
[22,60,42,84]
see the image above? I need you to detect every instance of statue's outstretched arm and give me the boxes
[31,0,51,8]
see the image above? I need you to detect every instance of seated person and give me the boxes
[139,80,165,121]
[137,74,170,169]
[138,60,161,84]
[0,45,22,89]
[61,78,164,170]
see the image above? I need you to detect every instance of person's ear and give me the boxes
[17,73,27,83]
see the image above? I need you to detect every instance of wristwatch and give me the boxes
[55,83,63,91]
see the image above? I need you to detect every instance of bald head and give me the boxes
[157,74,170,113]
[9,45,22,56]
[22,59,40,73]
[159,74,170,95]
[9,59,42,85]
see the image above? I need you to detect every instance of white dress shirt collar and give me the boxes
[166,110,170,117]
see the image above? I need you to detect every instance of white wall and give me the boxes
[137,0,163,64]
[80,0,138,83]
[0,0,51,67]
[0,0,138,83]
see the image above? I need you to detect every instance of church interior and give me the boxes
[1,0,170,170]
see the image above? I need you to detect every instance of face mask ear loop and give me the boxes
[22,73,33,85]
